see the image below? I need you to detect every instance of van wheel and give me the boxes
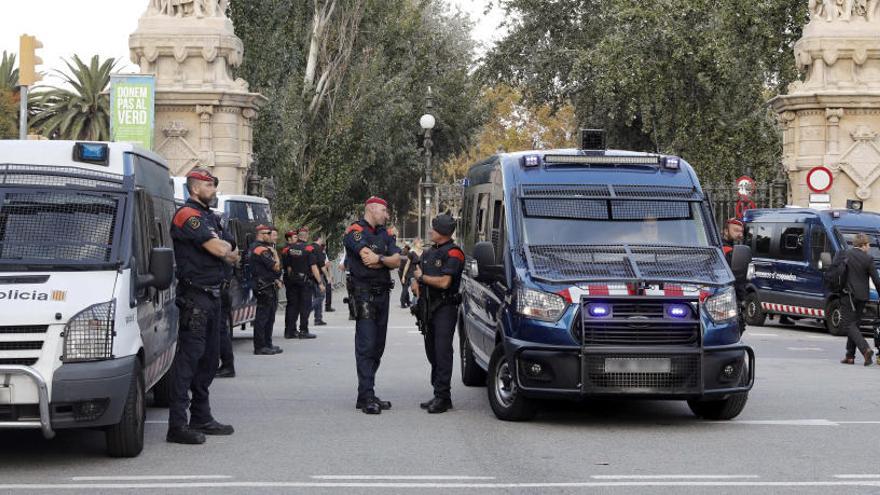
[106,361,145,458]
[825,300,845,336]
[688,393,749,420]
[743,293,766,326]
[459,314,487,387]
[487,344,537,421]
[151,366,172,408]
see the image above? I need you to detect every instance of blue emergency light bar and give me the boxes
[73,142,110,166]
[542,154,661,165]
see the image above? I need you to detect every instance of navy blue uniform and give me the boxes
[343,219,401,401]
[283,241,316,337]
[418,241,465,401]
[168,199,227,429]
[216,215,235,371]
[250,241,281,350]
[311,242,327,323]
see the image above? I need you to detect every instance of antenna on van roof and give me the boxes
[580,129,606,151]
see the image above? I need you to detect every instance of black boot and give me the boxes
[427,398,453,414]
[215,366,235,378]
[298,331,317,339]
[166,426,206,444]
[189,420,234,436]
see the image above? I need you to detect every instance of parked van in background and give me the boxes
[742,207,880,335]
[0,141,176,457]
[458,131,754,422]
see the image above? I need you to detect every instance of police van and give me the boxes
[173,178,269,333]
[742,207,880,335]
[458,131,754,421]
[0,140,177,457]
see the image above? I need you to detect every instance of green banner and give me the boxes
[110,75,155,150]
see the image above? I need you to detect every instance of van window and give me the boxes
[227,200,272,225]
[810,226,828,266]
[839,230,880,259]
[777,224,805,261]
[475,193,490,242]
[753,223,774,257]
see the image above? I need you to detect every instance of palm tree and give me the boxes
[30,55,117,140]
[0,51,19,92]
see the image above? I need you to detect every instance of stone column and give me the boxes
[770,4,880,210]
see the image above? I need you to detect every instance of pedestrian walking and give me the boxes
[251,225,283,355]
[167,168,237,445]
[412,215,464,414]
[836,233,880,365]
[344,196,401,414]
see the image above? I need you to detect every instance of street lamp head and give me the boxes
[420,113,435,130]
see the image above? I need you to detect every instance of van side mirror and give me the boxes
[819,252,833,271]
[730,245,752,280]
[473,241,503,283]
[137,247,175,290]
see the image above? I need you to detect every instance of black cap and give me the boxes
[431,214,456,236]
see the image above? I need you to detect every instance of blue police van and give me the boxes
[741,207,880,335]
[458,131,755,421]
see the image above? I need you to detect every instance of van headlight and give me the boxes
[703,287,737,323]
[516,286,566,322]
[62,300,116,362]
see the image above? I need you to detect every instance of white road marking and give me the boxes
[71,476,232,481]
[312,476,496,480]
[786,347,824,351]
[145,420,168,424]
[591,475,759,480]
[808,335,835,340]
[749,333,778,337]
[721,419,839,426]
[9,480,880,489]
[835,474,880,479]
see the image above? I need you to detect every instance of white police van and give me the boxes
[172,178,269,332]
[0,140,176,457]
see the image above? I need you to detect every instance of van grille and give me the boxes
[0,325,48,334]
[579,300,699,346]
[0,341,43,351]
[0,358,39,366]
[0,325,49,368]
[582,353,701,393]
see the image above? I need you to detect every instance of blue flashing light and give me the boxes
[523,155,540,168]
[73,142,109,166]
[588,303,612,318]
[666,304,690,319]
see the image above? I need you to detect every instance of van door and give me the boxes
[748,222,777,307]
[771,223,815,313]
[463,188,497,360]
[805,224,830,310]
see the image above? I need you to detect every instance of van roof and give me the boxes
[0,139,167,177]
[745,208,880,229]
[470,149,700,192]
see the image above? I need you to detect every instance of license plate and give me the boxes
[604,358,671,373]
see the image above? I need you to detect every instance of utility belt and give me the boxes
[286,272,309,283]
[425,288,463,307]
[254,279,277,295]
[179,279,222,299]
[353,282,393,296]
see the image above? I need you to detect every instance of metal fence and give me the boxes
[703,178,788,226]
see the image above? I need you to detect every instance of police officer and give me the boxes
[311,236,329,326]
[283,228,322,339]
[251,225,284,355]
[167,168,237,445]
[721,218,749,333]
[343,196,401,414]
[215,212,236,378]
[412,215,464,414]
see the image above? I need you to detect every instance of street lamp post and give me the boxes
[419,87,435,244]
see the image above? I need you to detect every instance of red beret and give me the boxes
[298,226,310,233]
[365,196,388,207]
[285,230,296,238]
[186,169,218,185]
[726,218,744,227]
[255,224,272,233]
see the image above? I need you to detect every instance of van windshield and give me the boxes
[839,230,880,259]
[520,199,711,247]
[0,188,125,270]
[225,200,272,225]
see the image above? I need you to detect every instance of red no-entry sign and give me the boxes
[806,166,833,193]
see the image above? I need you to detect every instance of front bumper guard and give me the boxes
[512,342,755,397]
[0,365,55,439]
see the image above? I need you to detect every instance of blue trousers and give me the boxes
[312,281,324,322]
[253,288,278,350]
[169,289,221,428]
[354,290,390,401]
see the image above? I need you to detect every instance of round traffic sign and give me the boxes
[806,166,833,193]
[736,176,756,199]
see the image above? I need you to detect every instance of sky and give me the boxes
[0,0,506,86]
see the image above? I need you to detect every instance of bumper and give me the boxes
[507,339,755,400]
[0,355,136,436]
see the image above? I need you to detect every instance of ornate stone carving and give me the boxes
[809,0,880,21]
[146,0,228,19]
[162,121,189,138]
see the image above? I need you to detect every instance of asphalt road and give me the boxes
[3,286,880,494]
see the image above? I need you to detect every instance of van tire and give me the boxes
[687,393,749,420]
[106,361,145,458]
[151,366,172,408]
[825,299,845,336]
[459,315,487,387]
[488,344,537,421]
[743,293,766,327]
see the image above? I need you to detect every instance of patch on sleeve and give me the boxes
[353,231,363,242]
[187,217,201,230]
[448,248,465,262]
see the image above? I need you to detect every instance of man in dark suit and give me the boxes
[839,233,880,366]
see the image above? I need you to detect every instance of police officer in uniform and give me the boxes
[343,196,401,414]
[412,215,465,414]
[283,228,322,339]
[251,225,284,355]
[311,236,329,326]
[167,168,237,445]
[721,218,749,333]
[215,213,236,378]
